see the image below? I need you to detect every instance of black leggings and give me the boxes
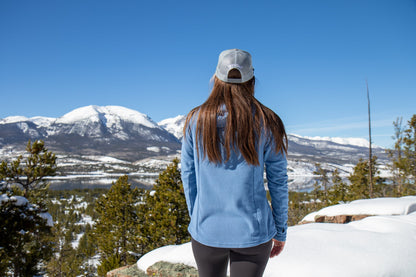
[191,238,273,277]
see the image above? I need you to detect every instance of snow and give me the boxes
[137,197,416,277]
[290,133,382,148]
[302,196,416,222]
[73,201,88,210]
[158,115,186,139]
[0,116,29,124]
[39,212,54,227]
[30,116,55,127]
[79,214,94,226]
[0,116,54,126]
[71,232,84,249]
[56,105,159,128]
[87,254,101,268]
[147,146,160,153]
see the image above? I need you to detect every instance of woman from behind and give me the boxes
[181,49,288,277]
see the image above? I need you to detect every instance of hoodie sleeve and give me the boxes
[264,139,289,242]
[181,125,197,217]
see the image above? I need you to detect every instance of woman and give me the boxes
[181,49,288,277]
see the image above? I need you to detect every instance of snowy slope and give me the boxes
[137,197,416,277]
[290,134,380,148]
[56,105,158,128]
[158,115,186,139]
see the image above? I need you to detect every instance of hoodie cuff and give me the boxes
[273,228,287,242]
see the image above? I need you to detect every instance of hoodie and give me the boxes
[181,110,288,248]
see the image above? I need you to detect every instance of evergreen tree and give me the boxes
[329,169,349,204]
[92,175,142,276]
[402,115,416,194]
[0,140,55,276]
[0,195,53,276]
[387,115,416,195]
[312,163,330,206]
[0,140,56,207]
[138,158,190,254]
[348,157,386,200]
[287,191,318,225]
[387,117,407,196]
[47,224,83,277]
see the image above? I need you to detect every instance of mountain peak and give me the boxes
[56,105,158,128]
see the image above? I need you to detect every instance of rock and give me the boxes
[146,261,198,277]
[106,264,147,277]
[313,214,372,224]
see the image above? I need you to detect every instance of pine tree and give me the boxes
[348,157,386,200]
[0,140,56,207]
[402,115,416,194]
[312,163,330,206]
[138,158,190,254]
[387,117,407,196]
[92,175,142,276]
[0,195,53,276]
[0,140,55,276]
[329,169,349,204]
[387,115,416,195]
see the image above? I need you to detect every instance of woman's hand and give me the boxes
[270,239,285,258]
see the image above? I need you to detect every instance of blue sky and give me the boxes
[1,0,415,148]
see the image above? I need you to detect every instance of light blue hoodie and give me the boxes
[181,110,288,248]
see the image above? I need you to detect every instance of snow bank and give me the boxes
[302,196,416,222]
[137,197,416,277]
[267,212,416,277]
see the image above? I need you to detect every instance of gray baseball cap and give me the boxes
[215,49,254,83]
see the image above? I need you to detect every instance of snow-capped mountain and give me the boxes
[158,115,186,140]
[0,105,180,161]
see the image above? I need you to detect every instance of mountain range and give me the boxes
[0,105,389,191]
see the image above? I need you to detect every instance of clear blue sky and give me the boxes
[1,0,415,148]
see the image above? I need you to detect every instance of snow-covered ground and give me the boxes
[302,196,416,222]
[137,196,416,277]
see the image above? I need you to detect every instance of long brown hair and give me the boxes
[183,75,287,166]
